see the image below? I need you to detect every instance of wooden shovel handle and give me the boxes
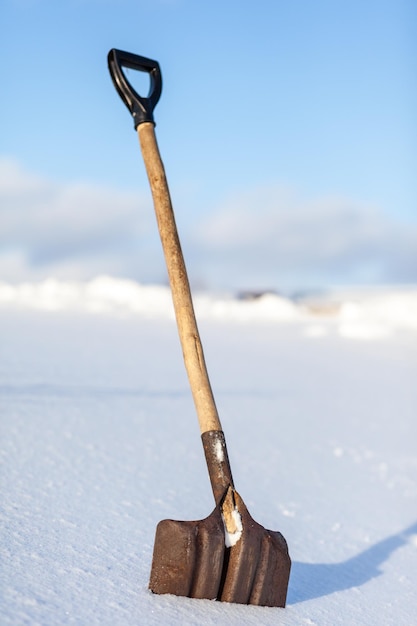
[137,122,222,436]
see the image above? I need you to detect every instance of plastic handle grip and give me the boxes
[107,48,162,128]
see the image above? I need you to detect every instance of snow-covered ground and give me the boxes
[1,278,416,625]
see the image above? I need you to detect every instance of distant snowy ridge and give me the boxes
[0,276,298,322]
[1,276,417,335]
[0,276,175,318]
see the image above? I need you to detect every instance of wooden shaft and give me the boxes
[137,122,222,435]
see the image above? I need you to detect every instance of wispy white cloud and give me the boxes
[0,157,159,282]
[1,158,416,291]
[188,185,417,291]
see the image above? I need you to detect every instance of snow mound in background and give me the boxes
[338,294,417,338]
[1,276,417,335]
[0,276,299,321]
[194,290,300,322]
[0,276,174,318]
[300,287,417,338]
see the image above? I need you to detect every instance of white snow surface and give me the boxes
[1,277,417,625]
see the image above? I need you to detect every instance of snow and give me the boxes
[1,278,416,625]
[222,507,243,548]
[214,439,224,463]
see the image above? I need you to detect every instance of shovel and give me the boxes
[108,49,291,607]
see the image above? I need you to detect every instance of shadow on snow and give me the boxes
[288,521,417,604]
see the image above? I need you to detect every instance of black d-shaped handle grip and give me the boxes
[108,49,162,129]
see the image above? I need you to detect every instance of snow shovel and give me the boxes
[108,49,291,607]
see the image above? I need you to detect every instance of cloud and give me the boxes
[188,185,417,291]
[1,158,416,291]
[0,157,162,282]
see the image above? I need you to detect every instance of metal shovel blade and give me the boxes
[149,490,291,607]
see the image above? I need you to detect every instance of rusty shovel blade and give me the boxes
[149,490,291,607]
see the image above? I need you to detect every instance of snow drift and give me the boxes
[1,276,416,337]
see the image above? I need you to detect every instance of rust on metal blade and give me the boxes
[148,491,291,607]
[149,506,225,600]
[220,491,290,607]
[202,430,234,504]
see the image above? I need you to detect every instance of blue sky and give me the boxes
[1,0,416,292]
